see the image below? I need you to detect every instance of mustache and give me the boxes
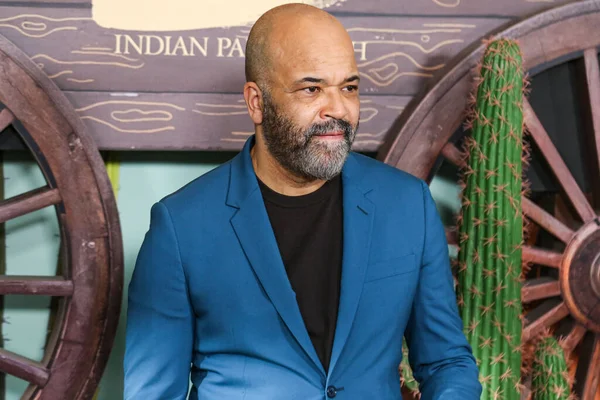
[305,119,354,138]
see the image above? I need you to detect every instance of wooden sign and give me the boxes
[0,0,572,17]
[330,0,571,17]
[64,92,411,151]
[0,7,508,95]
[0,0,570,151]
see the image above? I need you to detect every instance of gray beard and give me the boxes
[261,94,357,181]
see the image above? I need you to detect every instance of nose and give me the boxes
[319,89,349,121]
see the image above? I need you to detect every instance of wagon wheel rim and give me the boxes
[376,1,600,399]
[0,32,123,400]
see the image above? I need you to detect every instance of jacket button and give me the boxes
[326,386,337,398]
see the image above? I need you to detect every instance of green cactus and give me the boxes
[531,336,572,400]
[400,338,419,398]
[455,38,527,400]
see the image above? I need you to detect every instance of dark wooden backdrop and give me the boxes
[0,0,573,152]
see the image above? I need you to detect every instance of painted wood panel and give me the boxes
[332,0,573,17]
[0,1,577,152]
[0,92,410,152]
[0,6,509,95]
[0,0,574,17]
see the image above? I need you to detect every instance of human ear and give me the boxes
[243,82,263,124]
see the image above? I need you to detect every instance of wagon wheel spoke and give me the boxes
[523,301,570,342]
[522,278,561,303]
[441,142,466,168]
[0,186,61,224]
[522,197,575,244]
[561,324,587,355]
[583,48,600,196]
[0,22,124,400]
[523,98,596,223]
[0,276,73,296]
[447,226,562,269]
[522,245,563,268]
[0,348,49,387]
[582,335,600,400]
[442,141,576,243]
[0,108,14,132]
[445,227,458,246]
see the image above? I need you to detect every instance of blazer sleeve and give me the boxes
[124,201,194,400]
[403,181,482,400]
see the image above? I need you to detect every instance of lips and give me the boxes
[316,131,344,137]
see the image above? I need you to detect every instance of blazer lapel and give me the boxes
[328,154,375,374]
[227,136,326,376]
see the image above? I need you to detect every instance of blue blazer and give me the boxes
[124,136,481,400]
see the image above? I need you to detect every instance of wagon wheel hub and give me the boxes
[592,251,600,299]
[561,221,600,333]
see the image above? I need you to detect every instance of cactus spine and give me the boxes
[456,38,526,400]
[531,336,572,400]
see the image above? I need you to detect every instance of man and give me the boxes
[124,4,481,399]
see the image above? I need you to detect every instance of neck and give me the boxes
[250,137,326,196]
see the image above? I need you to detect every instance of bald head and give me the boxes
[245,4,353,90]
[242,3,360,186]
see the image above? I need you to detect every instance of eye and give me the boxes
[344,85,358,93]
[303,86,320,94]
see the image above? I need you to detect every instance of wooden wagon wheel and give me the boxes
[377,1,600,399]
[0,33,123,399]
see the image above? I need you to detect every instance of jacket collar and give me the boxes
[226,135,372,209]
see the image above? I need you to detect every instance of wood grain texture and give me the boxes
[561,227,600,334]
[561,324,587,354]
[583,48,600,187]
[0,30,123,399]
[0,187,61,223]
[523,301,570,342]
[0,92,411,151]
[332,0,572,17]
[0,6,509,95]
[0,0,571,17]
[521,278,561,303]
[0,348,49,387]
[61,91,409,151]
[523,197,575,244]
[0,276,73,296]
[0,108,14,131]
[523,99,597,223]
[522,245,563,268]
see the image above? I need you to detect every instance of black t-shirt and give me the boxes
[257,174,343,372]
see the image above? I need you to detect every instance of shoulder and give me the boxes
[158,158,233,213]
